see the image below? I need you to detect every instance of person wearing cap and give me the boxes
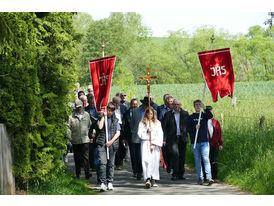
[130,96,154,180]
[96,102,121,192]
[68,99,92,179]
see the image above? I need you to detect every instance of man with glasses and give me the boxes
[120,91,130,109]
[162,99,189,180]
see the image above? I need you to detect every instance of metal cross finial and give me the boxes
[211,34,215,43]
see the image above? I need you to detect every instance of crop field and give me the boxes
[110,81,274,194]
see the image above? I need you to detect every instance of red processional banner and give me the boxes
[198,48,235,102]
[89,56,116,112]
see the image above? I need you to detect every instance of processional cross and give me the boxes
[139,66,157,147]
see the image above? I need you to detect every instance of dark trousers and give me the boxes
[162,145,170,169]
[115,137,126,167]
[73,143,89,177]
[89,143,96,169]
[127,140,135,173]
[167,137,187,178]
[98,144,116,184]
[131,143,142,174]
[202,146,219,179]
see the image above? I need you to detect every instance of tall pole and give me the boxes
[193,34,215,149]
[140,66,157,149]
[102,41,109,160]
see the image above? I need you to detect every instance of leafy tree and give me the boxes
[75,12,151,86]
[0,12,78,189]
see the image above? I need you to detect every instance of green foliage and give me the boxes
[75,12,151,86]
[29,167,96,195]
[0,12,78,189]
[112,66,137,100]
[73,13,274,85]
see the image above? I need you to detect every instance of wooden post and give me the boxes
[0,124,15,194]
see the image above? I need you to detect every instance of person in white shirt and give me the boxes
[138,108,163,188]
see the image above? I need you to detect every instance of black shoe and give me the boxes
[166,167,171,173]
[137,173,142,180]
[171,176,178,181]
[85,172,91,179]
[198,178,204,185]
[178,176,186,180]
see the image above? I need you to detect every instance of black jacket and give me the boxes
[162,109,189,144]
[96,114,120,150]
[122,108,133,142]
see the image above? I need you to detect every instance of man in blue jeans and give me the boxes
[187,100,214,186]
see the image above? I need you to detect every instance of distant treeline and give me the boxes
[74,12,274,86]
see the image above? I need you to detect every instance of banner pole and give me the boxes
[193,34,214,149]
[102,41,110,160]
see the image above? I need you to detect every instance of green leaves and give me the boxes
[0,12,78,189]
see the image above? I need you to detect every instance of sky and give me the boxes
[90,12,270,37]
[2,0,272,37]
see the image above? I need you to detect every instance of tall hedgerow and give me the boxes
[0,12,78,189]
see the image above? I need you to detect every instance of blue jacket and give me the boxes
[187,109,213,144]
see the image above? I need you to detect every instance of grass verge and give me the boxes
[28,167,97,195]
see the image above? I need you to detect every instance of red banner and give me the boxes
[198,48,235,102]
[89,56,116,112]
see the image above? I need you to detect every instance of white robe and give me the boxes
[137,120,163,181]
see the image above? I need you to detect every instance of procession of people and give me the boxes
[67,83,224,192]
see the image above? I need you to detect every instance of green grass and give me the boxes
[28,167,97,195]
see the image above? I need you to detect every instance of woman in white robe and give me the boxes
[137,109,163,188]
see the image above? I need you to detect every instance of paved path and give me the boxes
[65,153,249,195]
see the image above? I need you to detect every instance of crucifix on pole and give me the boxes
[139,66,157,148]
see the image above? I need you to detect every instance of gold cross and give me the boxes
[139,66,157,92]
[99,73,108,86]
[139,66,157,148]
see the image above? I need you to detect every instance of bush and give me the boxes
[0,12,78,189]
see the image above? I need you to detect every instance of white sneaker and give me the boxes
[107,182,114,190]
[64,156,68,163]
[100,183,107,192]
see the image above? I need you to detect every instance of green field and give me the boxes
[109,81,274,194]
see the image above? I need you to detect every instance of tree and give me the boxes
[75,12,151,86]
[0,12,78,189]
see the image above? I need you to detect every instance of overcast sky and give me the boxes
[2,0,273,37]
[89,12,270,37]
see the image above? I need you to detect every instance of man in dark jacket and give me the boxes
[162,99,189,180]
[187,100,214,186]
[97,102,120,191]
[157,94,174,173]
[122,98,138,176]
[112,96,127,170]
